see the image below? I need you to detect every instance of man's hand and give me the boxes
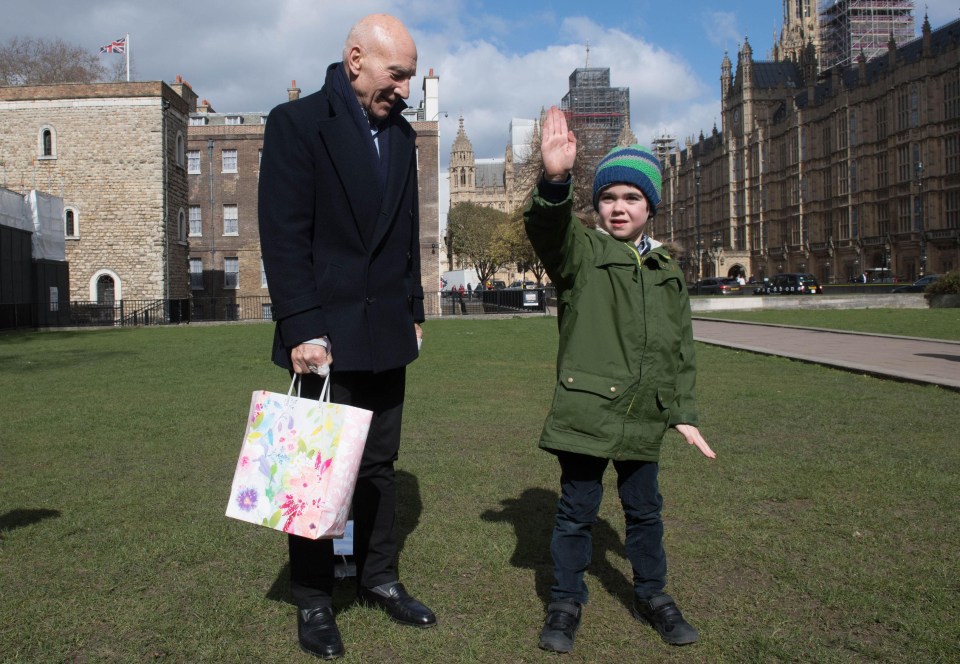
[291,341,332,375]
[674,424,716,459]
[541,106,576,182]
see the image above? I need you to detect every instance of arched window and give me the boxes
[39,126,57,158]
[177,208,187,242]
[176,131,186,167]
[64,207,79,239]
[96,274,115,304]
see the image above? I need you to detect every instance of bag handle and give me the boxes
[287,373,332,404]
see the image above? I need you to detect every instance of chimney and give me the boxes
[198,98,215,114]
[170,74,198,112]
[288,79,301,102]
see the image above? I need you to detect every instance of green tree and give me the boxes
[0,37,105,85]
[447,202,512,287]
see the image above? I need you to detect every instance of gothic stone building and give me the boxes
[0,81,191,304]
[662,17,960,284]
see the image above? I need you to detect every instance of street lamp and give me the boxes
[694,160,702,294]
[915,160,927,277]
[711,230,722,277]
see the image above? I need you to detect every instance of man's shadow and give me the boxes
[0,508,61,541]
[266,469,422,605]
[481,487,634,611]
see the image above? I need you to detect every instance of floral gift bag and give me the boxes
[226,375,372,539]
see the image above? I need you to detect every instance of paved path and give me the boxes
[692,318,960,391]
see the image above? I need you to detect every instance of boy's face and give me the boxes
[596,184,651,244]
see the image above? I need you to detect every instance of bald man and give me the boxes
[258,14,433,659]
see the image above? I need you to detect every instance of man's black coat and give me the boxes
[258,63,425,373]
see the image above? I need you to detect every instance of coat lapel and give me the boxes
[315,103,381,249]
[369,121,415,251]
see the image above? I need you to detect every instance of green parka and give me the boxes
[524,184,699,462]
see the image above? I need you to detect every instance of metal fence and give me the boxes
[2,290,554,330]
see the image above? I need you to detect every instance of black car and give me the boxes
[891,274,939,293]
[694,277,742,295]
[755,273,823,295]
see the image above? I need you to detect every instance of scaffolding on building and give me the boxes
[650,134,677,169]
[560,68,630,158]
[818,0,915,70]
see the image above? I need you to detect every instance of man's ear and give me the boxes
[346,46,363,77]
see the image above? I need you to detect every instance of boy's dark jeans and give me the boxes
[550,452,666,604]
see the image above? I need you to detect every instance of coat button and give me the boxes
[610,386,617,393]
[566,377,574,384]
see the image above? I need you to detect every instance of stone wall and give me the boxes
[0,82,189,301]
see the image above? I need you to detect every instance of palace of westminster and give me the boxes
[452,1,960,285]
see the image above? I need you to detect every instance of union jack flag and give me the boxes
[99,37,126,54]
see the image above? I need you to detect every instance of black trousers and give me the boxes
[287,367,406,609]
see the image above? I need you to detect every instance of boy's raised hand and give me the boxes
[541,106,576,182]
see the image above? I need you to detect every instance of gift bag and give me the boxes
[226,374,372,539]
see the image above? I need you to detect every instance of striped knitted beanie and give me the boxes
[592,144,662,216]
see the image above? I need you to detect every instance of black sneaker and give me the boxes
[631,593,699,645]
[538,600,582,653]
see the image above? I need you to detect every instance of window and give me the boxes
[946,134,960,175]
[897,145,911,182]
[262,304,273,320]
[258,149,262,169]
[190,116,208,126]
[64,207,79,239]
[38,126,56,159]
[850,160,857,194]
[946,191,960,229]
[877,154,888,188]
[260,115,267,125]
[177,208,187,242]
[189,206,202,236]
[223,204,238,235]
[176,132,185,167]
[822,124,832,157]
[896,89,910,131]
[910,85,919,128]
[849,110,856,147]
[897,198,911,233]
[260,258,268,288]
[189,258,204,290]
[877,105,887,140]
[224,257,239,289]
[837,114,848,150]
[187,150,200,174]
[225,115,242,125]
[877,203,890,236]
[945,70,960,121]
[222,149,237,173]
[837,163,848,196]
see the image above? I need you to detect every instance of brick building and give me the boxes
[0,81,190,305]
[662,15,960,284]
[181,79,271,319]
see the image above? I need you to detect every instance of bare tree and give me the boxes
[0,37,105,85]
[447,202,513,287]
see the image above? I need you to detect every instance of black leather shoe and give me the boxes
[632,593,699,645]
[358,581,437,628]
[538,600,581,653]
[297,607,345,659]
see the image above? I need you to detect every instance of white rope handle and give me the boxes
[286,373,331,404]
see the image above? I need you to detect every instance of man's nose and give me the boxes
[396,79,411,99]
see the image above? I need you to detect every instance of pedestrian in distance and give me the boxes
[524,106,716,654]
[258,12,434,660]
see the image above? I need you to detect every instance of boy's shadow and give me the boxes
[480,487,634,611]
[266,469,422,606]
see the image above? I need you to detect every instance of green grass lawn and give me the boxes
[1,319,958,663]
[694,307,960,341]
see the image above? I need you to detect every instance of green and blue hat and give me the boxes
[592,144,662,215]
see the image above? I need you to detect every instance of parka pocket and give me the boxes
[551,369,628,440]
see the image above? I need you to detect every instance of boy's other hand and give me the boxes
[674,424,716,459]
[541,106,576,181]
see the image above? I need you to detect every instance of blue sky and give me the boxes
[2,1,955,192]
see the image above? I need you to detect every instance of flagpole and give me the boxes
[125,33,130,82]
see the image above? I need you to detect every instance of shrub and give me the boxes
[924,270,960,297]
